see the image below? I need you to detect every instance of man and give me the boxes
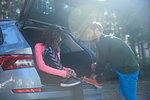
[83,21,139,100]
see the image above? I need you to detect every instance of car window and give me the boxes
[27,0,102,41]
[60,43,71,54]
[28,0,74,27]
[0,21,30,54]
[0,27,3,45]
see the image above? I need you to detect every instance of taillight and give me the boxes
[12,88,42,93]
[0,55,34,70]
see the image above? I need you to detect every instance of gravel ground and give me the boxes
[102,79,150,100]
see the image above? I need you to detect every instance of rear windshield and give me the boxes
[0,27,3,45]
[0,21,30,54]
[29,0,75,27]
[28,0,103,34]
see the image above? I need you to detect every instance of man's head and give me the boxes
[85,21,103,41]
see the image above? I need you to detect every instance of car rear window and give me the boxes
[0,27,3,45]
[28,0,74,27]
[27,0,103,39]
[0,21,30,54]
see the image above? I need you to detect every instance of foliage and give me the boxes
[0,0,25,20]
[93,0,150,61]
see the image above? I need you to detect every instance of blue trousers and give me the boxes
[112,67,139,100]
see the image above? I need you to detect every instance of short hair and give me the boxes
[88,21,103,33]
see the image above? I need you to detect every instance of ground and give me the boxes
[102,79,150,100]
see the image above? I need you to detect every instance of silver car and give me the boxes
[0,0,102,100]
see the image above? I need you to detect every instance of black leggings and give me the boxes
[38,71,64,85]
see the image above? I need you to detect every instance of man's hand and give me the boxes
[91,62,96,71]
[90,73,97,79]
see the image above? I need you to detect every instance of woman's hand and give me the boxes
[66,71,72,78]
[66,69,77,78]
[70,69,77,77]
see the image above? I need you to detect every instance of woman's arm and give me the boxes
[63,67,71,71]
[34,43,67,78]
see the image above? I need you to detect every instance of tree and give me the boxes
[0,0,24,20]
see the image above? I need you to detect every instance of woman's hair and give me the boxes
[40,25,64,52]
[88,21,103,33]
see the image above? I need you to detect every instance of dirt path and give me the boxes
[102,80,150,100]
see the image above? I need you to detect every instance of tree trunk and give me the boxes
[149,48,150,57]
[0,0,2,19]
[8,0,12,19]
[148,42,150,57]
[137,42,141,57]
[140,42,145,65]
[129,38,137,56]
[12,0,16,19]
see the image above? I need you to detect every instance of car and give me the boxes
[0,0,103,100]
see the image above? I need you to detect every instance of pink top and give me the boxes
[34,43,70,78]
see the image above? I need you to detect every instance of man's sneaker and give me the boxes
[60,78,81,87]
[82,77,102,88]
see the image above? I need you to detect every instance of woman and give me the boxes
[34,25,80,87]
